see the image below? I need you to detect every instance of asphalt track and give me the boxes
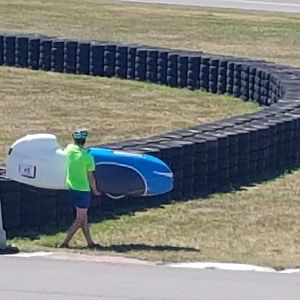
[123,0,300,13]
[1,254,300,300]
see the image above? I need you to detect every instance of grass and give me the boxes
[0,66,258,161]
[10,168,300,269]
[0,0,299,66]
[1,0,300,268]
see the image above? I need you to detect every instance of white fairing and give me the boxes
[6,134,67,189]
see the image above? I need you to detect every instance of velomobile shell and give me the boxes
[5,134,173,197]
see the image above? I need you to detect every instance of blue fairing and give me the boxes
[87,147,173,196]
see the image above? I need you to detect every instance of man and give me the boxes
[59,129,101,248]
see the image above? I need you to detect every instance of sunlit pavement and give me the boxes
[0,252,300,300]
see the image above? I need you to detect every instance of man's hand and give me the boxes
[92,189,102,196]
[88,172,102,196]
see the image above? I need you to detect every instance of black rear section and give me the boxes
[94,164,146,196]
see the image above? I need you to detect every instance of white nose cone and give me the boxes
[6,134,67,190]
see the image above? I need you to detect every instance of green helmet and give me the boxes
[72,129,88,140]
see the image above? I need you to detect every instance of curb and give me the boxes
[3,250,300,274]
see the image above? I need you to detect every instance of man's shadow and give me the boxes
[69,243,200,253]
[0,246,19,255]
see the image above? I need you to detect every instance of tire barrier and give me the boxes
[4,35,16,66]
[0,178,72,234]
[167,53,178,87]
[127,46,136,80]
[116,45,128,79]
[40,39,52,71]
[157,50,168,85]
[90,43,104,76]
[147,49,158,83]
[52,40,64,73]
[136,48,147,81]
[104,44,116,78]
[77,42,90,75]
[64,40,77,74]
[29,37,40,70]
[16,36,29,68]
[1,34,300,234]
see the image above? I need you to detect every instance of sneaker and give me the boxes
[87,243,100,249]
[58,243,69,249]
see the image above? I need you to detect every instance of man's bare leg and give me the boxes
[59,208,86,247]
[81,215,95,247]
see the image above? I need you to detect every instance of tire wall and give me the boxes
[1,34,300,233]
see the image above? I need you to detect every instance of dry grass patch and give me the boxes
[0,66,258,160]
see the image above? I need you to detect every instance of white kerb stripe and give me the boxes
[168,262,300,274]
[4,252,54,258]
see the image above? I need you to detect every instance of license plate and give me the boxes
[19,164,36,179]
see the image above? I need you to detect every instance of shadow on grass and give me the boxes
[8,165,300,242]
[215,165,297,195]
[69,243,200,253]
[96,165,300,215]
[0,246,20,255]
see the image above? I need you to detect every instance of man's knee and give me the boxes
[73,217,83,227]
[75,209,88,225]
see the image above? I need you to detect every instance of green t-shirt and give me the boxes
[64,144,95,191]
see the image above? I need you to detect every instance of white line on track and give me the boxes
[123,0,300,13]
[4,251,54,258]
[168,262,300,274]
[228,0,300,7]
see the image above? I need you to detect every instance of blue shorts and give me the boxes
[69,190,91,209]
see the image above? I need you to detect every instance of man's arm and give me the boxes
[88,172,101,196]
